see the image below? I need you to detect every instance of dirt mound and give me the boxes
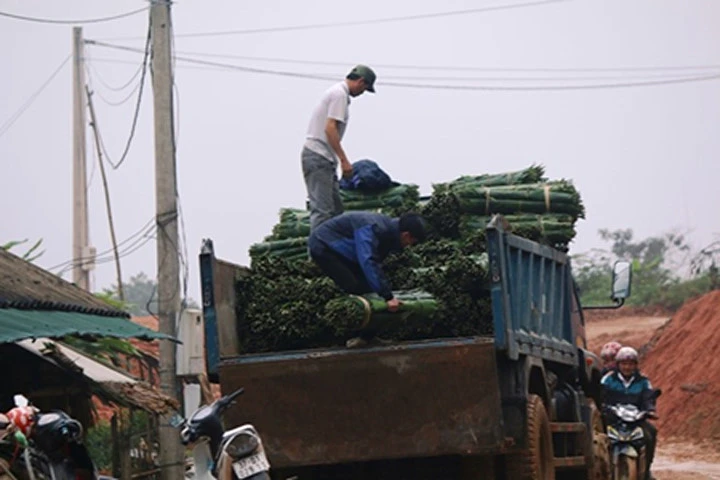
[586,315,670,355]
[641,290,720,440]
[584,306,673,322]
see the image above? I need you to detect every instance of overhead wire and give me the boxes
[86,57,145,92]
[56,226,157,277]
[0,6,149,25]
[86,12,152,169]
[159,53,720,90]
[0,53,72,139]
[48,216,156,271]
[86,41,720,90]
[101,0,566,41]
[92,79,143,107]
[171,49,720,74]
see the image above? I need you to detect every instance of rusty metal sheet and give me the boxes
[219,337,504,468]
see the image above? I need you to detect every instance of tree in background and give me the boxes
[573,228,711,310]
[106,272,198,316]
[690,240,720,291]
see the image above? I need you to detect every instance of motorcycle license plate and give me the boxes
[232,452,270,478]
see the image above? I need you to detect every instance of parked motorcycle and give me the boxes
[178,388,270,480]
[31,409,97,479]
[1,395,97,480]
[605,390,661,480]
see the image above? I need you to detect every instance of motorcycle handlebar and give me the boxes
[217,388,244,412]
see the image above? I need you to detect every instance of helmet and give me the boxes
[6,406,37,436]
[615,346,639,363]
[600,341,622,361]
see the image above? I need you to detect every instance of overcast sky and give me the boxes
[2,0,719,303]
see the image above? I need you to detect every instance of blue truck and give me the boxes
[199,217,631,479]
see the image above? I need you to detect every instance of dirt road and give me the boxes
[585,312,720,479]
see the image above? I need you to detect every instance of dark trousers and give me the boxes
[310,245,371,295]
[642,421,657,478]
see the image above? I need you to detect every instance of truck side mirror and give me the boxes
[611,261,632,300]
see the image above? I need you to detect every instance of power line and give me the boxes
[93,78,143,107]
[86,41,720,89]
[168,54,720,91]
[48,216,156,271]
[379,73,720,91]
[0,53,71,139]
[89,15,152,169]
[100,0,565,40]
[0,6,148,25]
[87,58,145,92]
[172,49,720,74]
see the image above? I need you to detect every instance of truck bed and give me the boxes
[219,336,504,468]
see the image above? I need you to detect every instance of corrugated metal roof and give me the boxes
[0,309,174,343]
[0,249,123,313]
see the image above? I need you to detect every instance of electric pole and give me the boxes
[150,2,184,479]
[72,27,93,290]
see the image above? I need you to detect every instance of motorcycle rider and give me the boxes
[600,340,623,375]
[601,346,658,480]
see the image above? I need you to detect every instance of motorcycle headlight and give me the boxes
[225,432,259,459]
[607,426,620,441]
[629,427,644,441]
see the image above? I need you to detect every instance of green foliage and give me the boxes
[86,412,153,474]
[94,291,131,311]
[62,336,140,367]
[574,228,714,310]
[1,238,45,262]
[86,421,112,471]
[107,272,198,316]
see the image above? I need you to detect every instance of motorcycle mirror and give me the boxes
[13,394,29,408]
[169,413,186,429]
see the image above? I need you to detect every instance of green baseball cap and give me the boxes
[348,64,376,93]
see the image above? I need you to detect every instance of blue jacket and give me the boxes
[601,370,656,412]
[308,212,401,300]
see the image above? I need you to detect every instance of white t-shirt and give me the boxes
[304,81,350,164]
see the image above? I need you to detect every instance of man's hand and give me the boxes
[340,159,353,179]
[386,297,402,312]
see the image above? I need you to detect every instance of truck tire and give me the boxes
[506,394,555,480]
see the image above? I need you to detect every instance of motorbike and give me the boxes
[0,395,97,480]
[604,390,661,480]
[177,388,270,480]
[31,409,97,480]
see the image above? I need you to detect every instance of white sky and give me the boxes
[2,0,719,302]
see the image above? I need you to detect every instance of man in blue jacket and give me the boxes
[602,346,659,480]
[308,211,426,312]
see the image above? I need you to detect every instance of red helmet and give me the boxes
[6,406,37,436]
[600,341,622,361]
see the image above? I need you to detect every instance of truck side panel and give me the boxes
[219,337,504,468]
[487,221,577,365]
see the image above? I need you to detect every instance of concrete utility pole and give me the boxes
[150,2,184,479]
[72,27,93,290]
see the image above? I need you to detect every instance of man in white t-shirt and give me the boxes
[302,65,376,231]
